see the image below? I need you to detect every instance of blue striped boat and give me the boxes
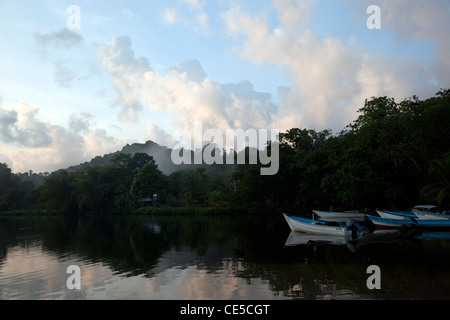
[367,215,450,230]
[283,213,369,238]
[376,209,417,219]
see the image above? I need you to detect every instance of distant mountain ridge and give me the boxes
[64,140,233,176]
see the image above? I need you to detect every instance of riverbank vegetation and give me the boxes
[1,90,449,216]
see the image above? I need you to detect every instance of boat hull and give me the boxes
[412,210,450,220]
[283,214,351,237]
[313,210,365,219]
[367,215,450,230]
[376,210,416,220]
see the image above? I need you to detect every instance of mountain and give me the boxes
[64,140,234,176]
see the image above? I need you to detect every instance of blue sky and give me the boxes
[0,0,448,173]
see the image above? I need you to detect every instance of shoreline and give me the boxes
[0,206,282,217]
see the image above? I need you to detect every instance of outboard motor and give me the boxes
[346,218,368,239]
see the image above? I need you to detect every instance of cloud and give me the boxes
[97,36,151,121]
[221,0,447,132]
[169,59,207,83]
[96,36,279,150]
[146,123,179,149]
[179,0,205,10]
[34,28,83,49]
[0,102,52,148]
[0,103,123,173]
[162,0,210,35]
[34,28,85,89]
[53,60,77,88]
[68,112,93,134]
[360,0,450,85]
[162,7,181,25]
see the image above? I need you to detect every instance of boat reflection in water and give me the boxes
[284,210,450,254]
[284,226,450,254]
[284,231,368,253]
[284,232,349,247]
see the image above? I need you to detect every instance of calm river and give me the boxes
[1,214,450,300]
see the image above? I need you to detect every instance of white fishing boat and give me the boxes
[366,215,450,230]
[282,213,367,237]
[376,209,417,220]
[313,210,365,221]
[411,205,450,220]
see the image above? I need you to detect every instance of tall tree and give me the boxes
[0,163,19,211]
[130,162,168,205]
[39,170,78,214]
[73,166,120,215]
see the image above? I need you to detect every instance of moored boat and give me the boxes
[313,210,365,221]
[411,205,450,220]
[366,214,450,230]
[283,213,367,237]
[376,209,417,220]
[283,213,349,236]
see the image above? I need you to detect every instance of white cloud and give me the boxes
[0,102,52,148]
[97,36,151,121]
[195,12,209,33]
[0,103,123,173]
[180,0,205,10]
[161,0,210,35]
[162,7,181,26]
[362,0,450,85]
[97,36,277,148]
[222,0,447,132]
[169,59,207,83]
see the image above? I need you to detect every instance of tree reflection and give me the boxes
[1,215,450,299]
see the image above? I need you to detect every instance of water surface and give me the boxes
[1,214,450,300]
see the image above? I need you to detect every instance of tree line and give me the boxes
[1,90,449,215]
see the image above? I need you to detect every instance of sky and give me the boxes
[0,0,448,173]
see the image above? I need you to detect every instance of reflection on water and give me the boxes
[1,214,450,300]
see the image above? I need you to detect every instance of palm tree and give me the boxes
[420,153,450,207]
